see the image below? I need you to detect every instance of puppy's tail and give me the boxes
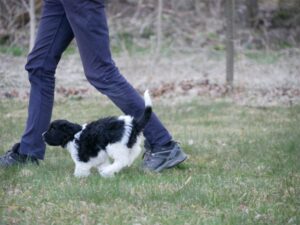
[135,90,152,133]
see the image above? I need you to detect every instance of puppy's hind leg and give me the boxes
[100,160,128,178]
[100,145,129,178]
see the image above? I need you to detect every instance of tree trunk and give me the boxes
[226,0,235,89]
[29,0,36,51]
[156,0,163,58]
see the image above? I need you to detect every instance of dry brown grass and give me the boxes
[0,47,299,106]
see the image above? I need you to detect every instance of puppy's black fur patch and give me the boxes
[76,117,125,162]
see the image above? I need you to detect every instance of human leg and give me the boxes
[1,0,74,166]
[19,0,74,159]
[60,0,172,148]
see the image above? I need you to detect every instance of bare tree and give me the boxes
[29,0,36,51]
[22,0,36,51]
[226,0,235,89]
[156,0,163,58]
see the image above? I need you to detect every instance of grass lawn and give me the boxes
[0,97,299,225]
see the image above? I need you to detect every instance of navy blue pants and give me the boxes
[19,0,172,159]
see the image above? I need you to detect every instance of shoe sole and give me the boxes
[154,152,188,172]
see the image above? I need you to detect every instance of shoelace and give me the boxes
[0,150,21,164]
[1,150,15,158]
[144,149,178,162]
[143,141,181,160]
[1,149,39,164]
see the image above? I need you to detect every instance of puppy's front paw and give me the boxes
[100,168,115,178]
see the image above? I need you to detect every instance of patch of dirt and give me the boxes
[0,48,300,107]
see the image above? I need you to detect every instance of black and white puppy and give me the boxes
[43,91,152,178]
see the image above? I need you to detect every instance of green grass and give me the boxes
[0,97,299,225]
[0,45,27,57]
[243,51,282,64]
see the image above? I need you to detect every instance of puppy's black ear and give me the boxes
[63,122,82,136]
[58,122,82,147]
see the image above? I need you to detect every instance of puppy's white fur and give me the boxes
[66,117,143,178]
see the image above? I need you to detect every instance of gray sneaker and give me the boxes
[0,143,39,167]
[142,141,187,172]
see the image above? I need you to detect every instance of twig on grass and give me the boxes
[175,176,192,192]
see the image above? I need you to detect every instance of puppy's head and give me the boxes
[43,120,82,147]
